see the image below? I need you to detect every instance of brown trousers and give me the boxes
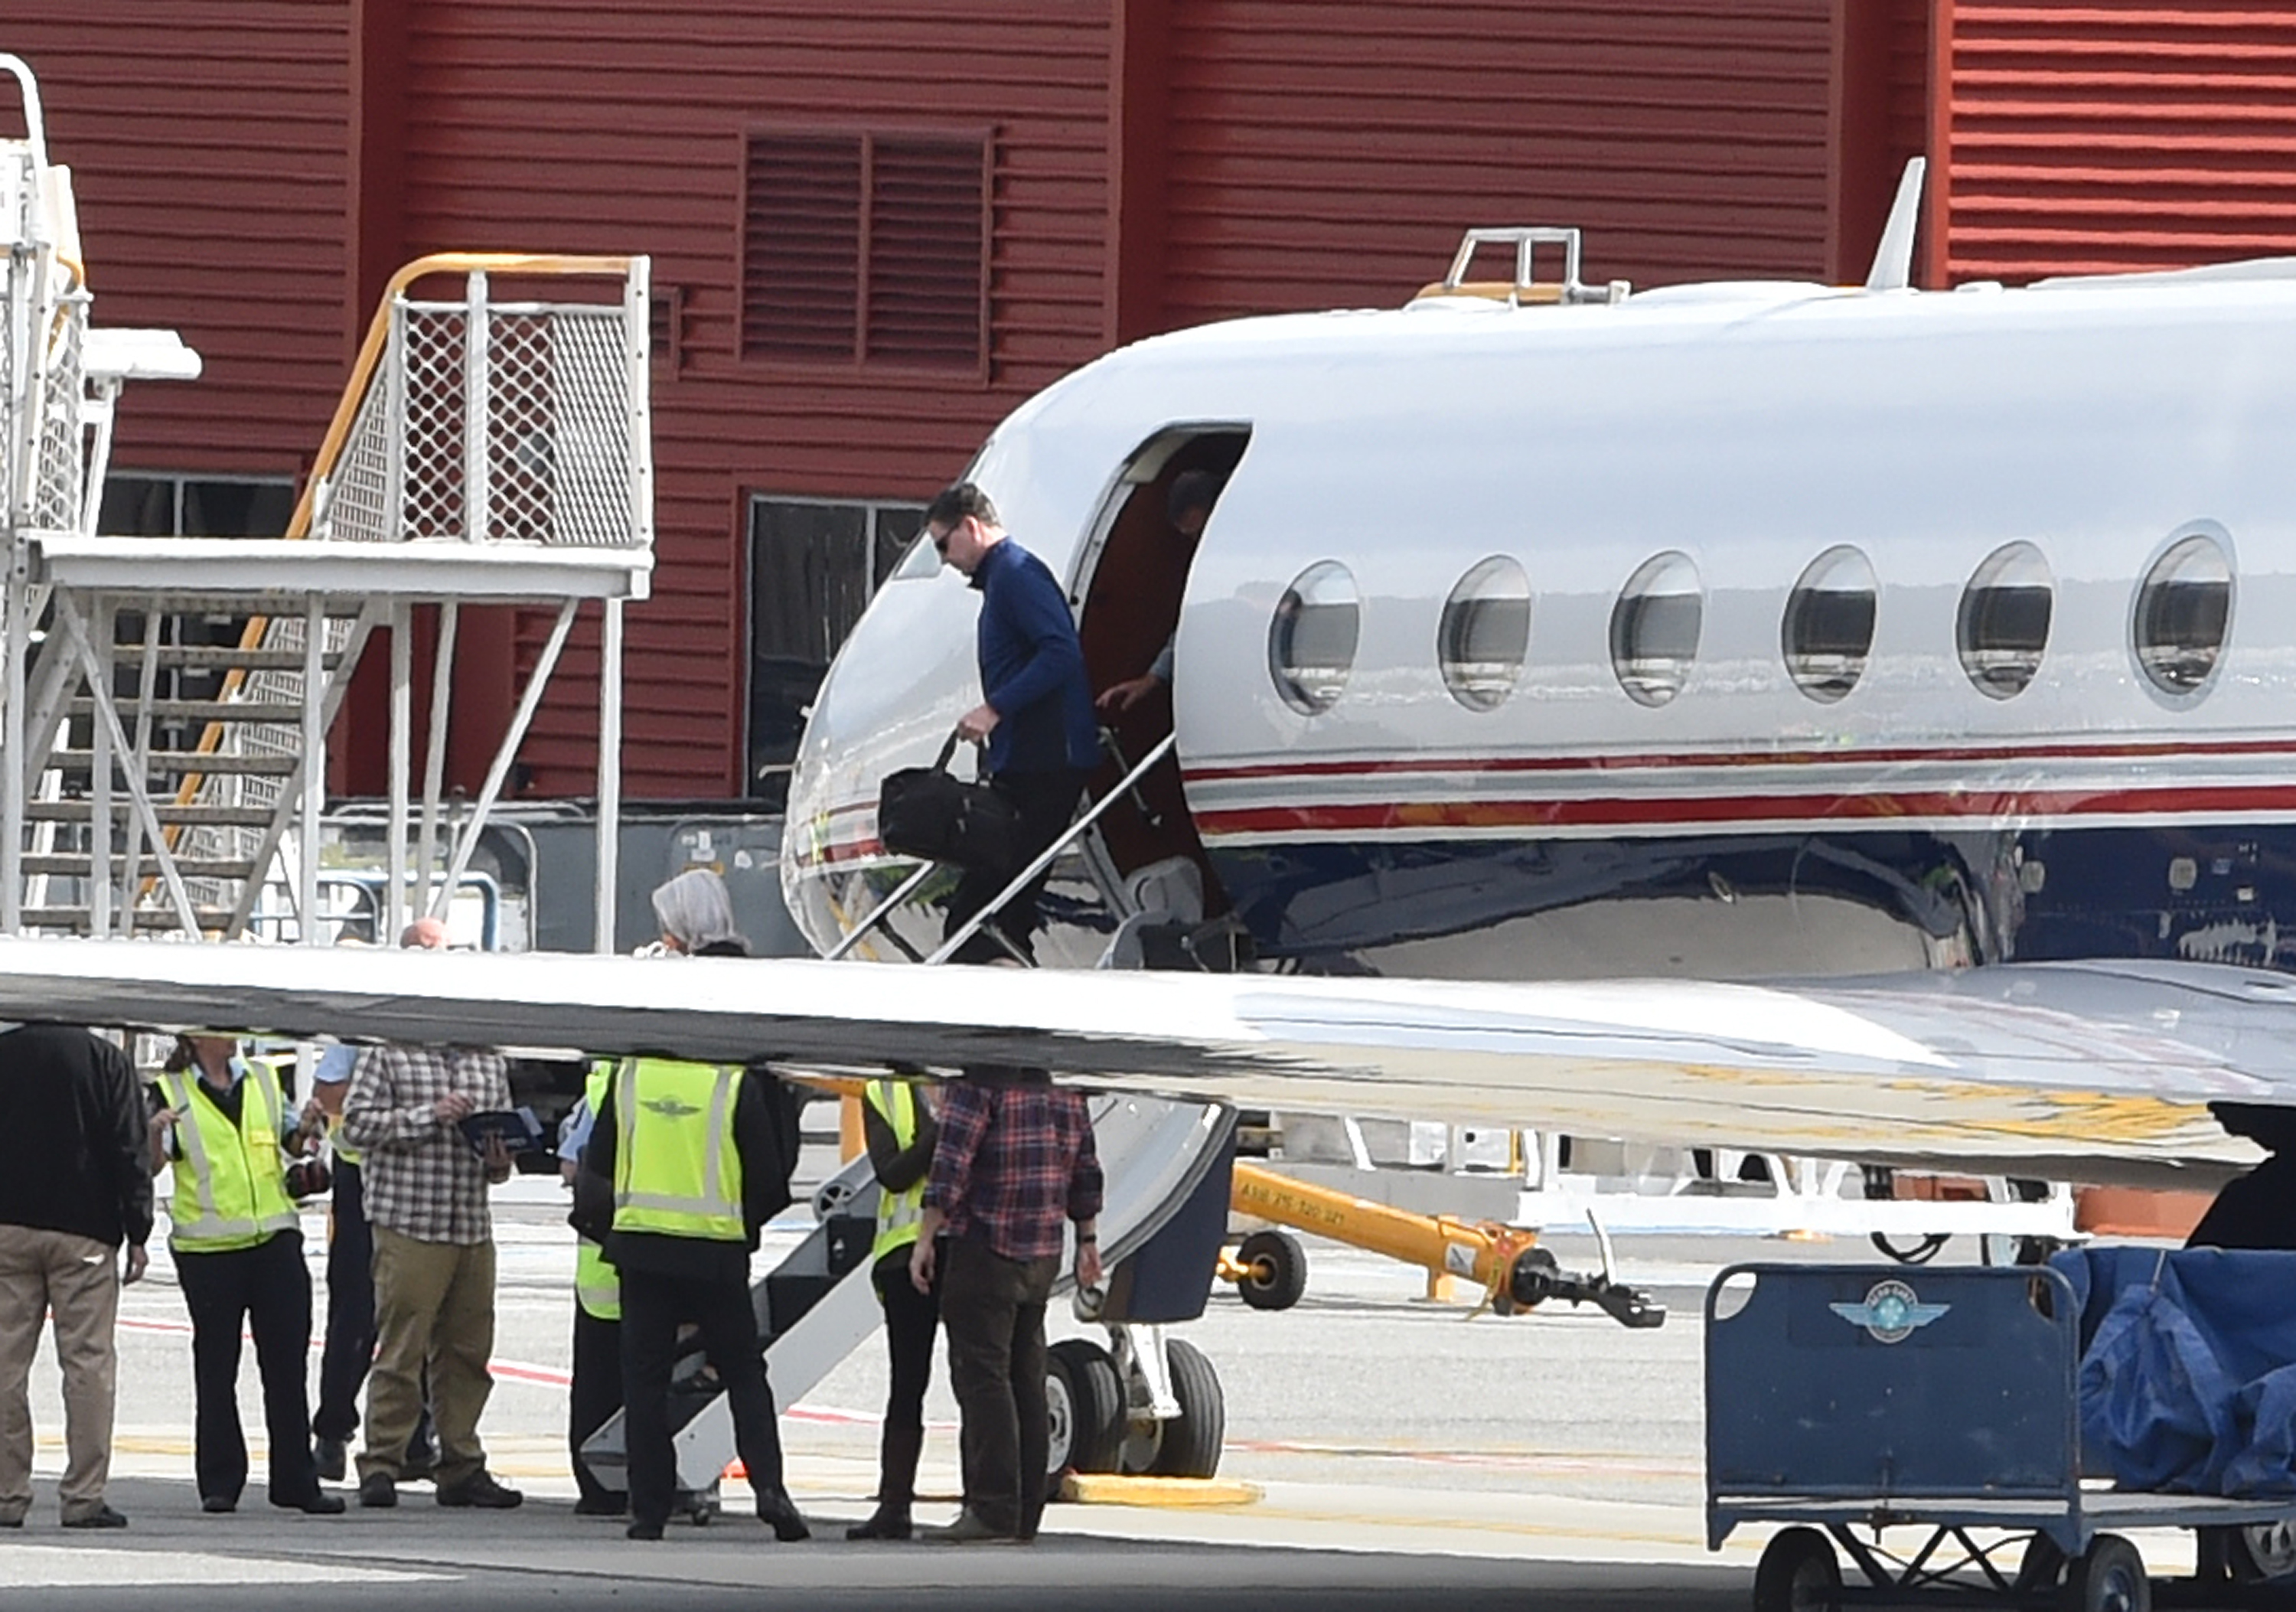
[0,1225,121,1522]
[360,1226,496,1490]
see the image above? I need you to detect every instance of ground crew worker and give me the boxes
[846,1075,943,1541]
[151,1033,342,1516]
[578,867,807,1543]
[560,1059,627,1516]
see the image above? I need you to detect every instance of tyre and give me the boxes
[2061,1533,2149,1612]
[2229,1517,2296,1584]
[1751,1526,1840,1612]
[1045,1338,1125,1484]
[1146,1338,1225,1479]
[1235,1229,1308,1311]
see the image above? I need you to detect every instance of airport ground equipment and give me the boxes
[579,1091,1237,1503]
[2,57,651,947]
[1228,1159,1663,1326]
[1707,1262,2296,1610]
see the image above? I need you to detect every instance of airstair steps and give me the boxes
[46,748,305,777]
[24,801,276,827]
[21,853,262,880]
[64,697,314,724]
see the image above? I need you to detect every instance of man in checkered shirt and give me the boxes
[341,1033,523,1511]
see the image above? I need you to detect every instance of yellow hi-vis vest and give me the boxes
[866,1078,927,1267]
[611,1057,745,1243]
[161,1056,299,1254]
[574,1062,621,1321]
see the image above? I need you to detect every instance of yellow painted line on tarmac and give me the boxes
[1061,1473,1263,1508]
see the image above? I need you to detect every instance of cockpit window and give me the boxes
[1269,561,1359,713]
[1957,541,2052,700]
[2134,530,2232,696]
[1439,556,1531,711]
[1610,551,1701,707]
[1782,546,1877,703]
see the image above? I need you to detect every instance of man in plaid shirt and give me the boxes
[341,1040,522,1510]
[911,1065,1101,1544]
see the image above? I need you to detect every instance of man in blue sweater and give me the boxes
[925,482,1098,963]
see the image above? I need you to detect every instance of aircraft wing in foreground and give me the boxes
[0,938,2284,1187]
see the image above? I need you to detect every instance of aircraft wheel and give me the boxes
[1146,1339,1225,1479]
[1235,1229,1307,1311]
[2229,1517,2296,1583]
[2061,1533,2149,1612]
[1045,1338,1125,1487]
[1751,1526,1840,1612]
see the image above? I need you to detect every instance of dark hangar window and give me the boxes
[741,130,989,374]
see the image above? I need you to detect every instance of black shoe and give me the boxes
[625,1518,664,1541]
[60,1506,127,1530]
[313,1437,347,1483]
[201,1495,236,1515]
[274,1492,346,1516]
[757,1487,810,1542]
[845,1504,912,1541]
[436,1470,522,1509]
[357,1473,398,1509]
[925,1509,1020,1545]
[574,1493,629,1518]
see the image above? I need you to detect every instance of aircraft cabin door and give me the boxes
[1069,425,1251,945]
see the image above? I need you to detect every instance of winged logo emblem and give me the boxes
[1829,1278,1949,1344]
[640,1095,704,1120]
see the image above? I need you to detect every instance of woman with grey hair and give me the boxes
[651,868,745,958]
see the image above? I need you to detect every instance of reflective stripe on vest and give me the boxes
[575,1061,621,1320]
[611,1057,745,1242]
[866,1078,927,1265]
[162,1056,298,1254]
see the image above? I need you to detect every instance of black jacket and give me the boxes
[579,1064,798,1284]
[0,1024,155,1248]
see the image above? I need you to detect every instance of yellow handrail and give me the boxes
[161,254,639,919]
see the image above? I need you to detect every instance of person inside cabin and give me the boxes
[1094,470,1223,716]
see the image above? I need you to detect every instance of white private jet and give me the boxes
[5,210,2296,1199]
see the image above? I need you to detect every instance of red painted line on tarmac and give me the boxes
[118,1316,883,1426]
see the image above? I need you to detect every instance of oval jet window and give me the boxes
[1268,561,1360,714]
[1957,541,2053,700]
[1610,551,1702,707]
[1439,556,1531,711]
[1782,546,1878,704]
[2134,531,2232,696]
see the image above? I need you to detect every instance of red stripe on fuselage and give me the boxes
[1182,734,2296,786]
[1193,782,2296,837]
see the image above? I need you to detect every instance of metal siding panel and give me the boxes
[1945,1,2296,282]
[1162,0,1837,324]
[398,2,1111,798]
[2,6,351,474]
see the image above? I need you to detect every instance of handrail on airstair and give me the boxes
[826,729,1177,966]
[925,729,1178,967]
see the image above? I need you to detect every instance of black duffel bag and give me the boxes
[877,732,1024,873]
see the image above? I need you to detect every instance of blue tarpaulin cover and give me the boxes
[2055,1247,2296,1496]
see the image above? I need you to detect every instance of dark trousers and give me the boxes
[177,1231,323,1506]
[940,1235,1057,1537]
[875,1248,941,1435]
[945,768,1089,964]
[569,1304,625,1503]
[313,1159,433,1465]
[619,1265,785,1529]
[312,1158,373,1442]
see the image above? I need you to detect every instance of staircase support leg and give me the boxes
[298,593,324,945]
[2,549,24,934]
[432,598,575,923]
[90,596,112,938]
[386,600,411,944]
[594,596,621,954]
[416,599,458,921]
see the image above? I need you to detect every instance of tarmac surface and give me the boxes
[0,1154,2166,1609]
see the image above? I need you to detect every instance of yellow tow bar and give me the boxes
[1224,1159,1665,1327]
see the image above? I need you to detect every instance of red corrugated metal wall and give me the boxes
[1153,0,1838,326]
[389,2,1114,798]
[1938,0,2296,282]
[3,5,351,474]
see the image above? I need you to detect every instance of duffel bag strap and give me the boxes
[934,727,964,773]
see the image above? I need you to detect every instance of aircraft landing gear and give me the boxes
[1044,1323,1227,1493]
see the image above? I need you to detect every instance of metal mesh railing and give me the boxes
[315,266,647,550]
